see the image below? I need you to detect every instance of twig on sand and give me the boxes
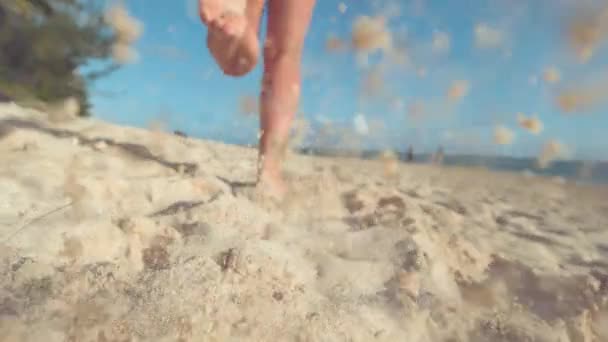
[147,191,223,217]
[216,176,257,197]
[2,201,73,243]
[148,200,205,217]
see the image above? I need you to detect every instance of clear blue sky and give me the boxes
[88,0,608,160]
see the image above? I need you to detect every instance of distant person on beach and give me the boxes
[406,146,414,162]
[198,0,316,197]
[434,146,444,165]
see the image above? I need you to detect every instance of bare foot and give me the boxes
[258,168,289,200]
[199,0,259,76]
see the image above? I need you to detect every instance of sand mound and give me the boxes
[0,103,607,341]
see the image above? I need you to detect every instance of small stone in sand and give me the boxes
[142,245,170,271]
[217,248,238,272]
[272,291,284,301]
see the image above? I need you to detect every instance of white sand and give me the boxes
[0,103,607,341]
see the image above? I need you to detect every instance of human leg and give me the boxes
[258,0,316,196]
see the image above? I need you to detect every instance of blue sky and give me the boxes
[88,0,608,160]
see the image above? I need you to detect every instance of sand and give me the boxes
[0,102,607,342]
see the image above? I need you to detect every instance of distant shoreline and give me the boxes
[290,147,608,185]
[220,143,608,184]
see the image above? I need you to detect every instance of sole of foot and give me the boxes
[200,0,259,76]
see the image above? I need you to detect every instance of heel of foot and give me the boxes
[207,26,259,77]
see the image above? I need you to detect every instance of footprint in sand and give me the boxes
[341,190,410,231]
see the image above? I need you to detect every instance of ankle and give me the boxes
[258,155,282,178]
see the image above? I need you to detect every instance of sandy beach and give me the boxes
[0,103,607,341]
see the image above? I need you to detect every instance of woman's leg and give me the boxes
[258,0,316,196]
[199,0,265,76]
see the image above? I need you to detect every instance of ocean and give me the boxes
[296,147,608,185]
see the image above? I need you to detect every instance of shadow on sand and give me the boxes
[0,117,198,175]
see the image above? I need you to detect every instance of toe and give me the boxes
[198,0,222,23]
[207,18,220,30]
[211,21,224,33]
[222,13,247,37]
[198,6,212,23]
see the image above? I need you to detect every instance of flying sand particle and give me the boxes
[407,101,425,121]
[351,16,392,53]
[361,68,385,97]
[353,113,369,135]
[494,125,515,145]
[432,30,451,54]
[239,95,257,116]
[105,4,143,65]
[543,67,561,84]
[338,2,347,14]
[557,90,588,113]
[565,5,608,63]
[537,140,566,169]
[556,78,608,113]
[379,150,399,178]
[112,43,139,64]
[447,80,470,101]
[326,35,346,52]
[516,113,543,135]
[474,23,504,49]
[105,4,143,44]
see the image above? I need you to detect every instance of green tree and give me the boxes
[0,0,119,116]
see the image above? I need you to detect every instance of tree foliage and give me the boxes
[0,0,119,116]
